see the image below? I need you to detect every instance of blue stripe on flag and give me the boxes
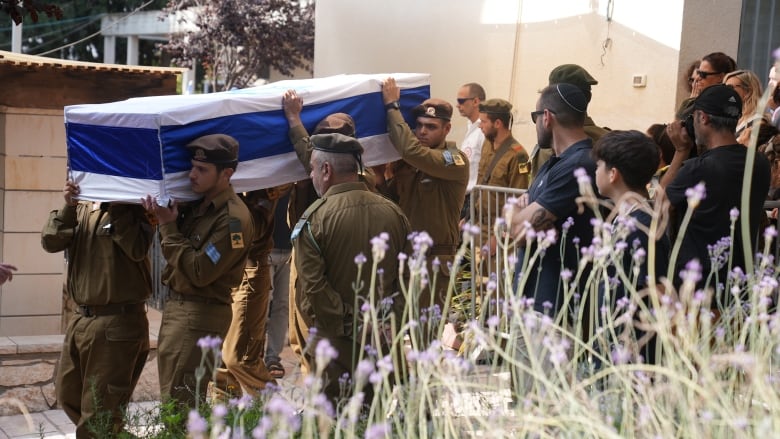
[160,85,430,174]
[67,122,163,179]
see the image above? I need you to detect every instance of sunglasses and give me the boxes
[531,109,556,123]
[695,69,721,79]
[456,97,476,105]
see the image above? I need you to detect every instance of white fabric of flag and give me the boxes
[64,73,431,203]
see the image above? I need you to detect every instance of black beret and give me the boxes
[310,133,364,154]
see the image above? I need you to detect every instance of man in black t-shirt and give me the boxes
[662,84,770,296]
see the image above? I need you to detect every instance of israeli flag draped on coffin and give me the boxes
[64,73,430,203]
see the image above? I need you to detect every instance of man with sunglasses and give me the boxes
[510,83,597,315]
[529,64,609,184]
[456,83,486,197]
[382,77,469,313]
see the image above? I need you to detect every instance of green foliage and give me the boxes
[0,0,167,62]
[162,0,314,91]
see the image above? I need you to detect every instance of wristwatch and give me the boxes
[384,101,400,111]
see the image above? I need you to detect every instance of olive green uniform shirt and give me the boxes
[476,135,529,236]
[159,186,253,304]
[384,109,468,254]
[293,181,410,338]
[41,202,153,305]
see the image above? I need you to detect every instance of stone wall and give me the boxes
[0,316,161,416]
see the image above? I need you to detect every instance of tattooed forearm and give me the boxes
[530,208,554,231]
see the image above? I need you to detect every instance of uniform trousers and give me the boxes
[56,311,149,438]
[216,257,274,396]
[157,299,231,407]
[265,248,292,364]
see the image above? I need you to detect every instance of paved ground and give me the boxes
[0,346,303,439]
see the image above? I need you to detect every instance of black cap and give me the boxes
[479,98,512,114]
[310,133,365,175]
[311,133,364,154]
[693,84,742,119]
[186,134,239,164]
[553,83,588,113]
[412,98,453,121]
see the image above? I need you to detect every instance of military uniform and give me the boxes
[384,104,468,307]
[156,135,253,407]
[216,187,284,396]
[42,202,153,438]
[476,136,529,231]
[290,133,410,403]
[285,113,371,368]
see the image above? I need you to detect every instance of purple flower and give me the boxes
[487,315,500,329]
[685,182,706,207]
[371,233,389,260]
[486,280,497,292]
[611,345,632,364]
[679,259,703,284]
[196,335,222,350]
[354,253,367,265]
[764,226,778,241]
[187,410,208,435]
[397,252,408,262]
[365,422,390,439]
[212,404,228,419]
[573,167,590,184]
[562,217,575,232]
[315,338,338,367]
[729,207,739,221]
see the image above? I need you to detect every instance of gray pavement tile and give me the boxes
[0,413,57,437]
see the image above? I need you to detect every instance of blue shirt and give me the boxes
[515,139,597,313]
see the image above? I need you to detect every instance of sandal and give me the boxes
[267,360,285,379]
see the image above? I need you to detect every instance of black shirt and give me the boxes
[666,144,770,293]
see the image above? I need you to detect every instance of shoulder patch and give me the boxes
[453,151,465,166]
[228,218,245,249]
[442,149,454,166]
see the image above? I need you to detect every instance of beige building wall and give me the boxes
[0,108,68,336]
[314,0,742,151]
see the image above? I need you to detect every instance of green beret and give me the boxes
[310,133,364,154]
[479,98,513,114]
[549,64,598,90]
[186,134,239,164]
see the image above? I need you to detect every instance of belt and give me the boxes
[75,302,146,318]
[168,291,228,306]
[430,244,458,256]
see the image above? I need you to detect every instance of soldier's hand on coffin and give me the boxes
[141,195,178,226]
[382,77,400,104]
[283,89,303,126]
[63,180,80,206]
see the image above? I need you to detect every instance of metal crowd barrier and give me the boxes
[466,185,527,321]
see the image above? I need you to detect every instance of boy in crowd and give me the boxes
[592,130,671,363]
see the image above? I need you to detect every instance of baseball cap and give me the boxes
[693,84,742,119]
